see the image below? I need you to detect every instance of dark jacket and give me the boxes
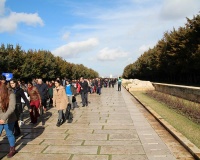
[36,83,49,100]
[98,80,103,88]
[79,81,89,93]
[13,87,30,109]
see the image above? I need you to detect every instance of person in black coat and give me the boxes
[35,78,49,114]
[9,78,31,137]
[79,77,89,107]
[96,78,103,95]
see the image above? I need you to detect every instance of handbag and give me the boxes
[72,96,76,102]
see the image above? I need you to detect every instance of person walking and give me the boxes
[35,79,48,114]
[65,79,77,110]
[75,80,81,94]
[79,77,89,107]
[0,82,17,158]
[9,79,31,136]
[27,81,41,124]
[96,78,103,95]
[53,80,68,127]
[111,79,115,88]
[20,88,29,126]
[118,77,122,91]
[47,81,54,108]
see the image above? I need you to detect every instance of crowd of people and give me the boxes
[0,75,121,158]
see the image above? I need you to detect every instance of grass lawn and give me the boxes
[130,91,200,149]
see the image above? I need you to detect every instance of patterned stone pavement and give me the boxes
[0,86,194,160]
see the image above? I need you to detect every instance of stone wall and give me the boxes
[123,79,200,103]
[153,83,200,103]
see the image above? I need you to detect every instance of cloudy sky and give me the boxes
[0,0,199,77]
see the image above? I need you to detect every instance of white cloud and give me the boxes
[0,0,6,16]
[52,38,99,58]
[97,47,128,61]
[0,0,44,33]
[63,0,199,75]
[160,0,200,20]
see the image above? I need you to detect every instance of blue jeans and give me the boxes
[97,87,101,95]
[0,122,15,147]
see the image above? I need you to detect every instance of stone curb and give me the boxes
[127,90,200,160]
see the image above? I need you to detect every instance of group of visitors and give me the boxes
[0,74,121,158]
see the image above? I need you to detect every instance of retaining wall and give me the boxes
[153,83,200,103]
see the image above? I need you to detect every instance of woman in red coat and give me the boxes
[27,81,41,124]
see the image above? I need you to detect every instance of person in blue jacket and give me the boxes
[65,79,77,109]
[118,77,122,91]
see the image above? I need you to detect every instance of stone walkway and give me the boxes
[0,86,194,160]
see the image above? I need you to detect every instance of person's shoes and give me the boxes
[56,120,62,127]
[62,116,66,124]
[7,146,16,158]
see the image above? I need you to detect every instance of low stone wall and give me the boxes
[123,79,200,103]
[153,83,200,103]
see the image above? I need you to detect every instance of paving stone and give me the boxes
[101,146,145,154]
[43,128,67,133]
[22,133,68,139]
[60,124,103,129]
[111,155,148,160]
[109,133,139,140]
[2,153,71,160]
[43,145,98,154]
[84,140,141,146]
[106,120,133,123]
[104,125,134,130]
[93,129,137,134]
[16,138,44,145]
[66,133,107,141]
[41,139,83,145]
[75,119,106,123]
[72,155,108,160]
[66,129,94,134]
[16,144,47,153]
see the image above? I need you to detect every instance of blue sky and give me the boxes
[0,0,200,78]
